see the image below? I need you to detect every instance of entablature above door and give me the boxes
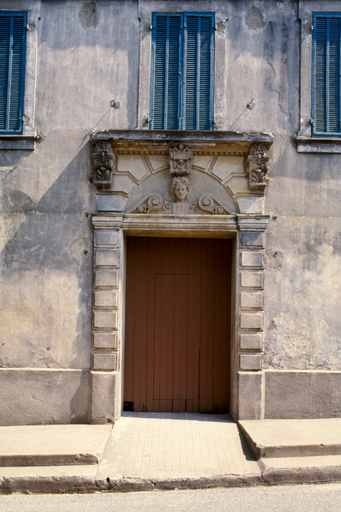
[90,131,273,216]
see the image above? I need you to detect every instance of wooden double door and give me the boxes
[124,237,232,413]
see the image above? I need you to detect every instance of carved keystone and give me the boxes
[246,144,269,190]
[91,140,116,188]
[169,144,193,176]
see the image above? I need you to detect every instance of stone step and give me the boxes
[238,418,341,459]
[259,455,341,485]
[0,425,112,467]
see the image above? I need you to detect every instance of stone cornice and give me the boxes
[90,130,273,156]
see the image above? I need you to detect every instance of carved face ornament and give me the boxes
[171,176,192,202]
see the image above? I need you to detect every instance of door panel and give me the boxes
[124,237,232,413]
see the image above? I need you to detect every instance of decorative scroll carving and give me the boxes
[132,194,171,214]
[169,144,193,176]
[91,141,116,188]
[171,176,192,202]
[246,144,269,190]
[190,195,228,215]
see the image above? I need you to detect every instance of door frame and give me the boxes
[91,212,268,422]
[123,236,233,413]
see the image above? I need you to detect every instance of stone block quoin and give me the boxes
[92,228,120,372]
[238,225,266,371]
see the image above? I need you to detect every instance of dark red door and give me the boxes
[124,237,232,413]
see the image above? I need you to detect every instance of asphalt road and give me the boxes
[1,483,341,512]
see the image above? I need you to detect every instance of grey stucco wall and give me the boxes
[1,0,140,372]
[0,0,340,423]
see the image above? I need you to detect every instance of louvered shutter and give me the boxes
[0,12,27,134]
[151,14,181,130]
[183,14,214,130]
[313,13,341,136]
[150,12,214,130]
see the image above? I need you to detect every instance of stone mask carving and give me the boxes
[171,176,192,202]
[169,144,193,176]
[92,140,116,188]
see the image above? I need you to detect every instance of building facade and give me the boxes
[0,0,341,425]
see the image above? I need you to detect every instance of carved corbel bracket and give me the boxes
[169,144,193,176]
[246,144,270,191]
[91,140,116,188]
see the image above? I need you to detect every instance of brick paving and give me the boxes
[100,412,259,479]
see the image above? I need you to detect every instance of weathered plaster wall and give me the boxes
[264,148,341,372]
[0,0,140,423]
[0,0,340,423]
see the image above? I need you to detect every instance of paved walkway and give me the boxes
[1,414,341,493]
[98,413,258,480]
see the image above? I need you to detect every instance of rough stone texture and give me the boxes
[93,311,118,329]
[95,270,118,288]
[240,354,262,371]
[94,291,118,308]
[95,250,119,267]
[240,252,264,268]
[93,332,118,350]
[95,230,118,246]
[90,371,120,423]
[0,370,89,426]
[240,333,263,351]
[240,312,264,330]
[240,292,264,309]
[92,353,118,371]
[238,372,262,420]
[241,232,264,248]
[240,271,264,289]
[264,371,341,419]
[97,195,128,212]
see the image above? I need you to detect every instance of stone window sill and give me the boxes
[295,136,341,154]
[0,135,40,150]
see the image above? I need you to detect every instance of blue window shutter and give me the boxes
[183,13,214,130]
[313,12,341,136]
[0,12,26,134]
[166,15,181,129]
[183,15,198,130]
[150,12,214,131]
[328,17,340,132]
[151,14,181,129]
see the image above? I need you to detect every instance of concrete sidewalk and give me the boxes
[1,414,341,494]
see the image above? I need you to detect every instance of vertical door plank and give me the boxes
[186,274,200,400]
[133,238,144,411]
[138,237,150,411]
[153,273,162,401]
[174,274,188,401]
[205,240,215,412]
[155,274,175,400]
[124,237,135,404]
[199,239,208,412]
[146,238,156,411]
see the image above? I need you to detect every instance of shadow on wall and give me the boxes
[0,141,96,369]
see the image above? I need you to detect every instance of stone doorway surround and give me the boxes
[89,131,273,424]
